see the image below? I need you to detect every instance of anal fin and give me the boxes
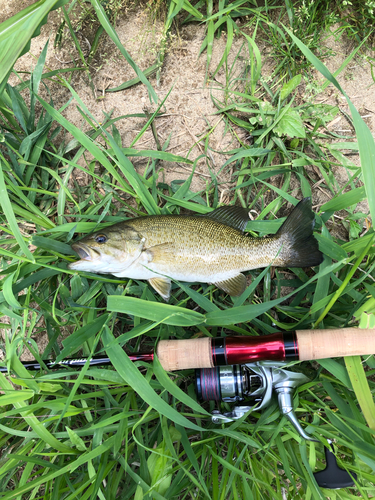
[149,277,172,301]
[214,273,247,296]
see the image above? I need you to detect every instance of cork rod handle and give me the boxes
[156,329,375,371]
[156,338,213,371]
[296,328,375,361]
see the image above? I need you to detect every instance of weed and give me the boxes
[0,2,374,498]
[338,0,375,42]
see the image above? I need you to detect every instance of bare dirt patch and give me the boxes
[3,4,374,199]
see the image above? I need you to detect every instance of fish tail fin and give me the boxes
[276,198,323,267]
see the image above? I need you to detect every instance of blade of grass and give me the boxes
[107,296,205,327]
[344,355,375,432]
[43,80,160,215]
[102,326,204,431]
[313,235,374,328]
[285,26,375,224]
[0,435,117,500]
[0,372,74,454]
[205,261,345,326]
[0,0,70,92]
[153,356,210,415]
[211,18,234,79]
[89,0,157,104]
[0,161,35,261]
[106,63,160,92]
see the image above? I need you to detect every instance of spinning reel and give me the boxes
[195,362,357,489]
[3,328,368,490]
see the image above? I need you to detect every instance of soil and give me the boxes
[1,1,374,359]
[2,1,374,200]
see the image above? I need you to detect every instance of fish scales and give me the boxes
[68,199,323,300]
[126,215,284,279]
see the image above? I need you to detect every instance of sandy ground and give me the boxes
[2,1,374,202]
[2,1,249,195]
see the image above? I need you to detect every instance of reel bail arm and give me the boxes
[196,362,356,489]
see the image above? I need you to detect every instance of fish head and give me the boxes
[68,224,145,274]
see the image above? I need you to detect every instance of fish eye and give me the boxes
[95,234,107,244]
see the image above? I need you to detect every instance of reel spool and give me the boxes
[195,362,356,489]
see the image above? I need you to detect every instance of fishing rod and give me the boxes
[2,327,373,373]
[156,326,375,371]
[0,353,154,373]
[2,327,372,489]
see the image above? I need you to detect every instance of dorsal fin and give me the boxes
[203,206,250,232]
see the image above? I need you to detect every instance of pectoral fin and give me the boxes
[149,277,172,301]
[214,273,247,296]
[145,242,175,264]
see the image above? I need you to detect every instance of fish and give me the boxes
[68,198,323,301]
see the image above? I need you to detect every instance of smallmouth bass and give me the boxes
[68,198,323,300]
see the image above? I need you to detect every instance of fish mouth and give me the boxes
[71,243,100,261]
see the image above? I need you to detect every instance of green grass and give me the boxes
[0,1,375,498]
